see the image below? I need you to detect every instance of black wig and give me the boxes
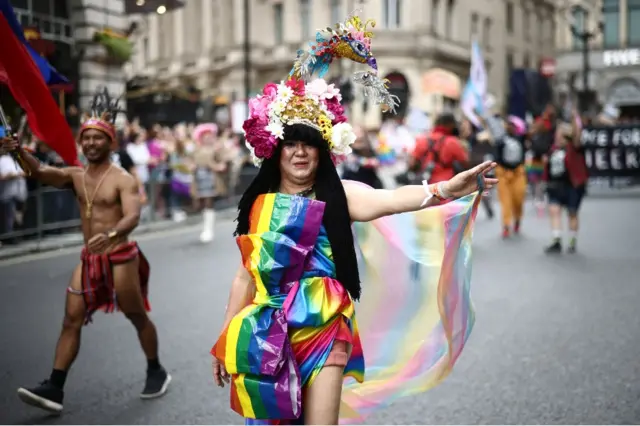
[235,124,361,300]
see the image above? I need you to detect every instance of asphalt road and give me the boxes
[1,194,639,425]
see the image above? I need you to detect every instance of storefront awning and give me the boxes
[421,68,462,100]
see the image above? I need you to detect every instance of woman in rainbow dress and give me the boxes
[210,12,498,425]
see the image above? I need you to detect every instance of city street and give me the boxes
[1,194,639,425]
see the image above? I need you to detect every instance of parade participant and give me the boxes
[527,103,556,216]
[191,123,227,243]
[210,13,497,425]
[544,113,588,254]
[483,115,528,237]
[1,89,170,415]
[408,113,468,186]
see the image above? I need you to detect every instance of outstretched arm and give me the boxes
[344,161,498,223]
[0,137,76,188]
[343,180,444,223]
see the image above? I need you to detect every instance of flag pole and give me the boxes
[0,103,31,175]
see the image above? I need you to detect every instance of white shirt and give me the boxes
[0,154,26,201]
[126,143,150,183]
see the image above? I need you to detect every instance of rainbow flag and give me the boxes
[375,136,396,165]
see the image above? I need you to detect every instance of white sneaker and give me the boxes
[199,230,213,243]
[199,209,215,243]
[172,211,187,223]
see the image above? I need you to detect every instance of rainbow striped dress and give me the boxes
[213,183,483,424]
[212,193,364,423]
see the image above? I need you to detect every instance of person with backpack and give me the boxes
[544,113,588,254]
[407,113,468,192]
[488,116,528,238]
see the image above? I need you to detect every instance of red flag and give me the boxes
[0,13,77,166]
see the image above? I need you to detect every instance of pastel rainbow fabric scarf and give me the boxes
[212,184,483,424]
[340,180,480,423]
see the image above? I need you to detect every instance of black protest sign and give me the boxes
[580,125,640,177]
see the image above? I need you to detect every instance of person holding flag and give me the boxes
[1,88,172,414]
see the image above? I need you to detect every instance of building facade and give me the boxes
[554,0,640,117]
[9,0,128,118]
[127,0,557,128]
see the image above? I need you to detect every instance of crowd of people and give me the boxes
[337,102,590,254]
[0,121,253,246]
[0,101,600,254]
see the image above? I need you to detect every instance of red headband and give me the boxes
[80,118,116,141]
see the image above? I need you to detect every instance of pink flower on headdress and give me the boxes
[243,117,277,159]
[307,79,342,102]
[325,97,346,124]
[263,82,278,98]
[349,31,371,50]
[248,96,270,119]
[286,78,305,96]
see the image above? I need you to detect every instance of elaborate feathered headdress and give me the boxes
[243,10,400,167]
[79,87,125,142]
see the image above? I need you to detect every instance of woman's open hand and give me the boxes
[444,161,499,198]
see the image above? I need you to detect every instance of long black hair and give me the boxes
[234,124,361,300]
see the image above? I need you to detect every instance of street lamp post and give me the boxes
[243,0,251,107]
[569,6,604,115]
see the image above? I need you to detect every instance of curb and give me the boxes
[0,206,238,262]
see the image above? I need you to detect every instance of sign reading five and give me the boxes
[603,49,640,67]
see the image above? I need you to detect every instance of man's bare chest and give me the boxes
[71,173,120,210]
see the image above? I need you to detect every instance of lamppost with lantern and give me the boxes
[569,5,604,115]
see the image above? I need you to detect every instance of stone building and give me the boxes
[10,0,129,116]
[554,0,640,117]
[127,0,558,128]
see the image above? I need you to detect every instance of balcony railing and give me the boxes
[12,8,74,44]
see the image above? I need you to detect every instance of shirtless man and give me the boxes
[0,112,171,414]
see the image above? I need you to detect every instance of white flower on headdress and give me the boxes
[266,121,285,139]
[276,84,293,102]
[325,83,342,102]
[306,79,328,98]
[270,100,286,115]
[330,122,356,156]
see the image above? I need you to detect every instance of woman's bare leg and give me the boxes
[303,366,344,425]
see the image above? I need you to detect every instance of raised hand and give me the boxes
[0,136,19,155]
[444,161,499,198]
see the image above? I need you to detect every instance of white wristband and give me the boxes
[420,180,434,207]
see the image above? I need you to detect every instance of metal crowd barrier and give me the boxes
[0,166,260,245]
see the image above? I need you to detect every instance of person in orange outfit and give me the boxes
[493,116,528,238]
